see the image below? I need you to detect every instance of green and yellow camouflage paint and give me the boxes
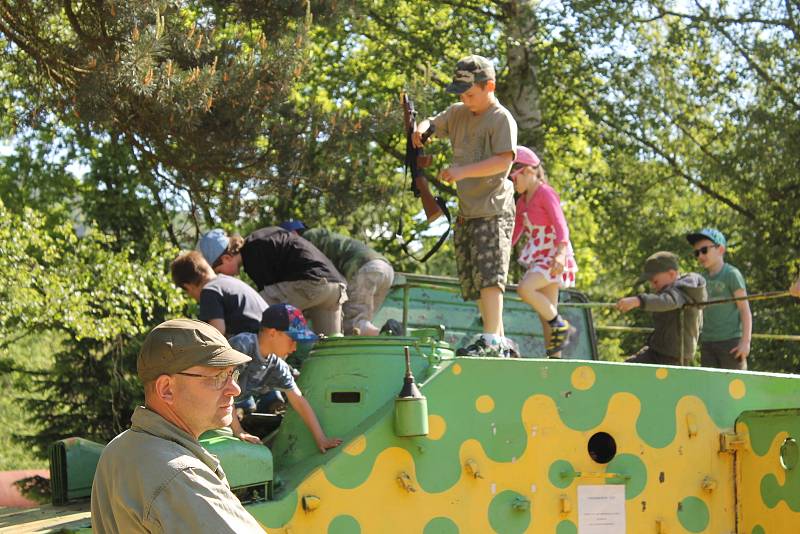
[11,275,800,534]
[247,340,800,533]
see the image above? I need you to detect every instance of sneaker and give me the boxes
[546,321,575,357]
[456,336,489,356]
[380,319,404,336]
[501,337,521,358]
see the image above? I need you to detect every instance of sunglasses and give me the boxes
[693,245,718,257]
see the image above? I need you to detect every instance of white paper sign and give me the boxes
[578,484,626,534]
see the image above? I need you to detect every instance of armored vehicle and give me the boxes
[5,274,800,533]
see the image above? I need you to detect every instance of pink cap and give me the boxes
[514,146,540,167]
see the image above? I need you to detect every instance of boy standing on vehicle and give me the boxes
[687,228,752,370]
[413,54,518,357]
[227,304,342,453]
[616,251,707,366]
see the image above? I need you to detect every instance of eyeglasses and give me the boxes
[693,245,718,257]
[176,368,240,390]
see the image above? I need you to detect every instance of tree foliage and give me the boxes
[1,0,800,456]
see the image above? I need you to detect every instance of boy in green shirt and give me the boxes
[687,228,752,370]
[279,221,395,336]
[412,54,520,357]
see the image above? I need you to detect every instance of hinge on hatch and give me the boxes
[719,430,746,452]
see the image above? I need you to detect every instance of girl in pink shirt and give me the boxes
[511,146,578,357]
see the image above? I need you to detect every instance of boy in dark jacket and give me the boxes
[616,251,707,366]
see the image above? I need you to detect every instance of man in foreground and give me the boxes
[91,319,264,533]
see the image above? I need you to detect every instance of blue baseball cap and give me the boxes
[260,304,318,342]
[198,229,229,265]
[279,220,306,232]
[686,228,727,247]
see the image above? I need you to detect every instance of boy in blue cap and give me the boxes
[198,227,347,336]
[687,228,752,370]
[227,304,342,453]
[412,54,518,357]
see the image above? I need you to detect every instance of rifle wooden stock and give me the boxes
[414,174,443,223]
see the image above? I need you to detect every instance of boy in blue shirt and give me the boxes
[687,228,752,370]
[228,304,341,453]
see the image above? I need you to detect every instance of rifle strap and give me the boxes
[396,196,451,263]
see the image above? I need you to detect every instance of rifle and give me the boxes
[402,92,444,223]
[397,91,451,262]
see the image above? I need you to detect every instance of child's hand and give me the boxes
[439,166,463,183]
[317,436,343,453]
[412,129,424,148]
[730,340,751,360]
[616,297,640,313]
[549,254,566,277]
[236,431,262,444]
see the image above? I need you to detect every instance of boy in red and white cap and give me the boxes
[228,304,341,453]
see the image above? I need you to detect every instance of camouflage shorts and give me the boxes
[454,213,514,301]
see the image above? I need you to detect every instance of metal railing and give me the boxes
[392,274,799,365]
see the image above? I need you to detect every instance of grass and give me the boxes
[0,332,61,471]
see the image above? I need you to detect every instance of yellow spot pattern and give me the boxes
[729,379,746,399]
[427,415,446,441]
[279,392,737,532]
[656,368,668,380]
[451,363,462,375]
[475,395,495,414]
[570,366,595,390]
[343,435,366,456]
[735,424,794,533]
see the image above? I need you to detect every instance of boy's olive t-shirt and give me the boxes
[430,101,517,219]
[701,262,746,342]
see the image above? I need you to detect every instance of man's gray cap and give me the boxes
[137,318,251,382]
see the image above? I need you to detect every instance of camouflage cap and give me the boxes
[446,55,496,94]
[637,251,680,283]
[137,318,251,383]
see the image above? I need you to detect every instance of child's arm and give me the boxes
[286,388,342,453]
[208,318,226,336]
[440,152,514,183]
[230,413,261,444]
[617,287,691,314]
[638,287,692,312]
[539,186,570,276]
[412,119,432,148]
[616,296,642,313]
[731,288,752,360]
